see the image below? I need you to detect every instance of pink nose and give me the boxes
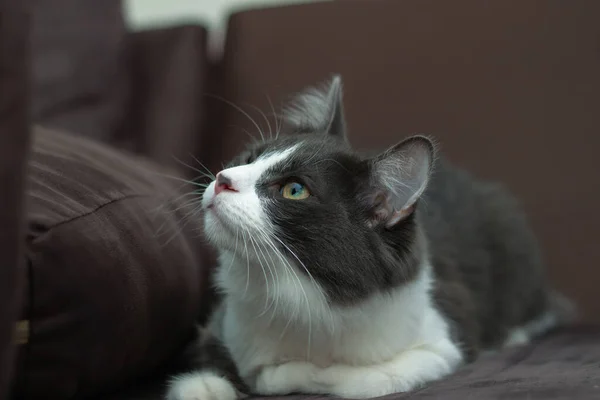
[214,172,237,195]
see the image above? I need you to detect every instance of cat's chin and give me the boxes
[203,210,238,248]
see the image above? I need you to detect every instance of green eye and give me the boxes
[280,182,310,200]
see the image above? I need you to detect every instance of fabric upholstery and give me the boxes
[217,0,600,322]
[13,128,206,399]
[123,25,209,177]
[0,1,31,398]
[100,326,600,400]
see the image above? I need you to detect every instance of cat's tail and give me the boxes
[524,290,578,340]
[547,289,579,327]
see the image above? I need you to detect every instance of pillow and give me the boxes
[13,127,208,399]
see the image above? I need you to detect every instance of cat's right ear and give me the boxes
[283,75,348,142]
[364,135,436,229]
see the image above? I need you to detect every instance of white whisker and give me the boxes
[247,103,273,141]
[172,154,214,180]
[189,153,216,179]
[247,234,271,313]
[265,94,282,140]
[206,94,266,143]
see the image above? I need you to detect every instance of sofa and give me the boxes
[1,0,599,399]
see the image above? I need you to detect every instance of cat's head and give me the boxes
[202,76,435,305]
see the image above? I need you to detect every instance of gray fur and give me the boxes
[169,76,573,397]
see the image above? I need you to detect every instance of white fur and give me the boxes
[217,257,463,399]
[169,145,463,399]
[167,371,238,400]
[503,310,558,348]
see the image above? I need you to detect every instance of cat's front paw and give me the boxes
[166,371,239,400]
[320,364,404,399]
[254,361,321,395]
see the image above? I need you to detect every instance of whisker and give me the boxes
[265,94,282,140]
[151,190,202,216]
[247,234,271,313]
[251,227,300,336]
[226,229,240,274]
[206,93,266,143]
[188,153,216,180]
[171,154,214,180]
[242,230,251,297]
[154,197,204,237]
[151,171,211,188]
[226,124,261,145]
[254,238,279,318]
[253,229,282,321]
[152,189,204,235]
[160,201,204,247]
[156,192,205,217]
[272,233,338,344]
[246,103,273,141]
[265,234,315,357]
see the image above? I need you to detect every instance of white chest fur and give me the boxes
[212,252,463,387]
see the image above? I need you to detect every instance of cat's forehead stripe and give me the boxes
[225,144,300,185]
[256,144,299,167]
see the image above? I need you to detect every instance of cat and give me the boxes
[166,75,574,400]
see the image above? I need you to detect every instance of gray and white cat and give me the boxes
[166,76,573,400]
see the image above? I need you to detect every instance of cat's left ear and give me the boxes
[284,75,348,142]
[365,135,435,229]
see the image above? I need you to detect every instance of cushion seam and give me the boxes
[31,193,157,241]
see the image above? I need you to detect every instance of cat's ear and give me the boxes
[365,135,435,229]
[284,75,348,141]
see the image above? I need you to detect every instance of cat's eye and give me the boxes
[280,182,310,200]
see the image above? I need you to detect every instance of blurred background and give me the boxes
[125,0,326,58]
[0,1,595,399]
[30,0,600,327]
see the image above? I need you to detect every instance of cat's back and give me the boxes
[420,158,549,355]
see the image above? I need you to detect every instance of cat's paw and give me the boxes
[326,367,403,399]
[254,361,320,395]
[166,371,239,400]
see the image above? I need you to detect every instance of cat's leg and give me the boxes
[254,338,462,399]
[165,327,246,400]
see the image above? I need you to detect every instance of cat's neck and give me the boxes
[214,249,331,326]
[214,251,448,366]
[214,249,434,331]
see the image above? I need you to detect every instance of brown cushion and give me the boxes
[13,127,207,399]
[218,0,600,322]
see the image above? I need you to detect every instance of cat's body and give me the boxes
[166,76,572,400]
